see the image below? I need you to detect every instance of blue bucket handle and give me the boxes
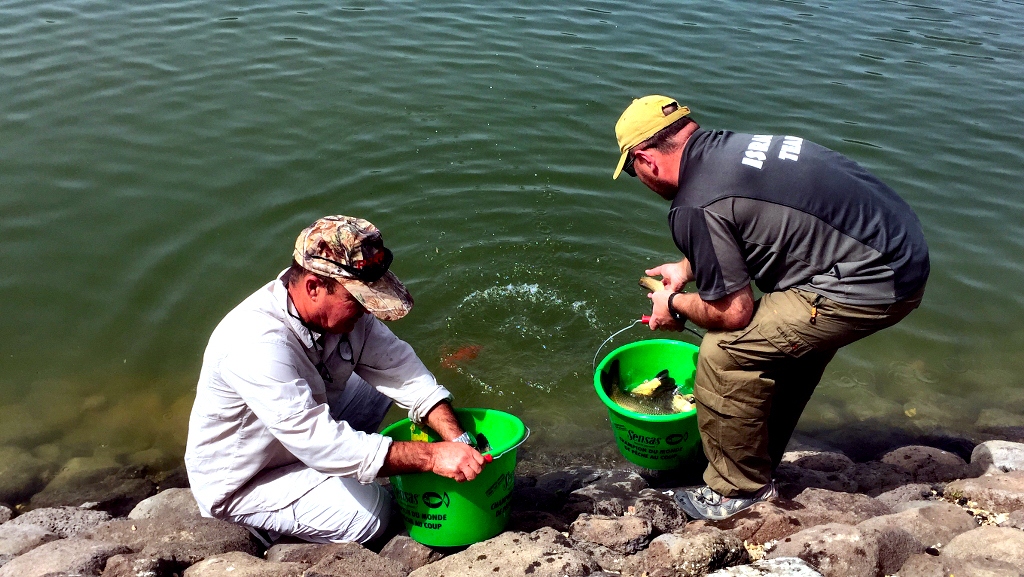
[482,425,530,461]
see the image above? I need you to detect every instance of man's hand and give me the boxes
[429,441,486,482]
[645,259,693,292]
[647,289,683,332]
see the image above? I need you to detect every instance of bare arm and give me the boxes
[647,284,754,331]
[378,401,485,482]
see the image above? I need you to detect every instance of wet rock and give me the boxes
[0,446,49,505]
[706,557,824,576]
[535,467,602,496]
[789,487,891,526]
[0,537,130,577]
[897,552,1024,577]
[570,513,652,555]
[408,527,599,577]
[301,542,408,577]
[970,440,1024,476]
[6,505,112,538]
[378,535,443,571]
[880,445,969,484]
[0,523,59,557]
[85,516,261,565]
[847,461,915,496]
[633,488,687,535]
[625,526,748,577]
[128,487,201,520]
[182,551,308,577]
[942,525,1024,569]
[697,501,806,545]
[780,451,854,473]
[856,501,977,549]
[28,457,156,517]
[944,470,1024,513]
[975,408,1024,429]
[774,463,856,497]
[874,483,936,509]
[767,522,922,577]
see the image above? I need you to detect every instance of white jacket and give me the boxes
[184,273,451,517]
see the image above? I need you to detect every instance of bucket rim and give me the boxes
[380,407,526,456]
[593,338,700,423]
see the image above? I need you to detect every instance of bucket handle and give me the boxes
[592,318,705,370]
[482,426,530,461]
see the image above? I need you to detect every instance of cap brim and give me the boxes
[612,150,629,180]
[339,271,413,321]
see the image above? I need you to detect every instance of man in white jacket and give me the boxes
[185,215,485,544]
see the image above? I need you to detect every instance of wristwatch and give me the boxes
[452,432,476,446]
[667,292,686,322]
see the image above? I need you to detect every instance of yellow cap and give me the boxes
[612,95,691,179]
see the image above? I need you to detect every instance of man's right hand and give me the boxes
[430,441,486,482]
[645,259,693,292]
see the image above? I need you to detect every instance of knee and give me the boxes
[698,332,734,375]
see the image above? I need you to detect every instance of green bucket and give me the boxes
[380,408,527,547]
[594,339,702,470]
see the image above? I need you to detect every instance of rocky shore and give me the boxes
[3,438,1024,577]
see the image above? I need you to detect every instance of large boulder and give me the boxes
[28,457,156,517]
[182,551,308,577]
[880,446,969,484]
[5,506,112,538]
[706,557,824,576]
[128,487,201,520]
[625,526,749,577]
[897,552,1023,577]
[789,488,892,526]
[694,502,806,545]
[944,470,1024,513]
[299,542,408,577]
[632,488,687,535]
[85,516,261,565]
[409,527,599,577]
[847,461,914,496]
[970,440,1024,477]
[874,483,936,509]
[570,514,652,555]
[856,501,977,549]
[767,522,922,577]
[0,537,130,577]
[941,526,1024,570]
[378,535,444,572]
[0,523,59,557]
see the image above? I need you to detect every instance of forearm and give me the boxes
[422,401,464,441]
[673,286,754,330]
[378,440,435,477]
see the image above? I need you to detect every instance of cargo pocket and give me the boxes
[757,322,814,358]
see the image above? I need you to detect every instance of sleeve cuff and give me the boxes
[408,387,454,424]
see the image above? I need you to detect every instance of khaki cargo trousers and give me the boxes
[694,286,925,496]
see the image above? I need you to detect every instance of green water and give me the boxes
[2,1,1023,471]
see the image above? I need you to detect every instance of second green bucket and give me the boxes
[594,339,702,470]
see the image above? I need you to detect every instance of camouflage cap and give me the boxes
[293,215,413,321]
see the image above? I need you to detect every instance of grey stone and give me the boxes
[944,470,1024,513]
[767,522,922,577]
[0,523,59,556]
[856,501,977,549]
[707,557,824,576]
[266,543,350,564]
[848,461,915,496]
[301,542,408,577]
[897,552,1024,577]
[1000,508,1024,530]
[971,440,1024,477]
[379,535,443,571]
[29,457,156,517]
[789,487,891,526]
[409,527,599,577]
[182,551,308,577]
[875,483,936,509]
[86,516,261,565]
[0,537,130,577]
[570,513,652,555]
[693,501,806,545]
[0,506,11,524]
[0,446,49,505]
[780,451,854,473]
[774,463,856,498]
[101,552,191,577]
[625,526,749,577]
[942,525,1024,569]
[881,445,969,484]
[128,487,201,520]
[571,540,628,573]
[6,505,112,538]
[633,488,687,535]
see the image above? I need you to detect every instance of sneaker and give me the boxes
[674,481,777,521]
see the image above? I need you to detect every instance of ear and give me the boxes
[303,274,323,301]
[635,149,658,177]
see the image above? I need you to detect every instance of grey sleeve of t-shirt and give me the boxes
[669,204,750,302]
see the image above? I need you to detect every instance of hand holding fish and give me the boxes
[646,288,683,332]
[645,258,693,292]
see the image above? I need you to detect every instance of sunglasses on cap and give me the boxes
[310,247,394,283]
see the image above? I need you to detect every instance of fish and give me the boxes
[672,393,696,413]
[629,369,675,397]
[603,361,692,415]
[440,344,482,369]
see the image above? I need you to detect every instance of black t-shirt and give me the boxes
[669,129,929,305]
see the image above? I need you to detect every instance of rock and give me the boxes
[28,457,156,517]
[1000,508,1024,530]
[942,525,1024,569]
[976,408,1024,429]
[0,523,59,556]
[880,446,969,484]
[267,543,352,564]
[6,505,112,538]
[789,487,891,526]
[944,470,1024,513]
[507,510,569,533]
[559,469,650,520]
[571,540,628,574]
[102,552,191,577]
[85,516,261,565]
[774,463,856,498]
[570,513,652,554]
[633,488,687,535]
[699,501,806,545]
[970,440,1024,476]
[0,537,130,577]
[897,552,1024,577]
[780,451,854,473]
[0,446,49,505]
[0,507,11,524]
[378,535,443,571]
[408,527,599,577]
[847,461,915,496]
[182,551,308,577]
[856,501,977,549]
[625,526,748,577]
[128,487,201,520]
[874,483,936,509]
[301,542,408,577]
[767,522,922,577]
[707,557,824,576]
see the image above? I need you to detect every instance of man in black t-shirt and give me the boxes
[611,95,928,520]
